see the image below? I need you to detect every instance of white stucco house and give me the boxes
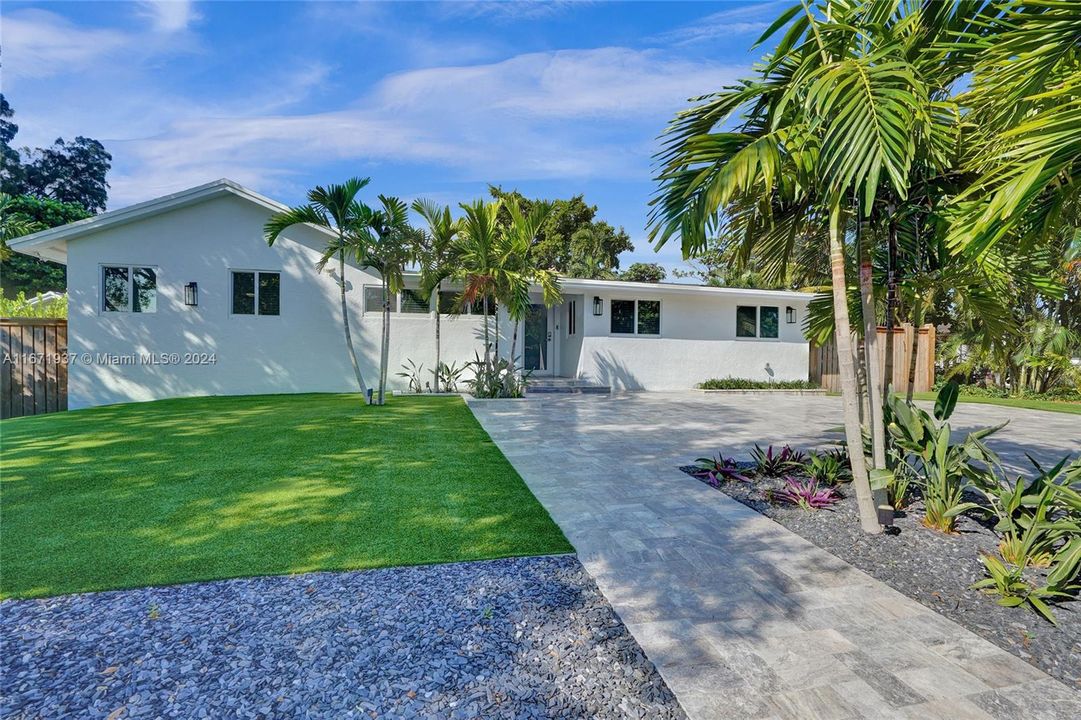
[8,179,814,409]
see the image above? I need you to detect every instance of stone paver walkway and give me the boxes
[467,393,1081,720]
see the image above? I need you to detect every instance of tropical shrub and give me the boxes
[0,290,67,318]
[433,361,464,392]
[885,384,1003,533]
[972,554,1074,626]
[698,377,818,390]
[467,353,529,399]
[776,477,841,511]
[693,454,751,484]
[803,451,850,486]
[396,359,425,393]
[751,444,807,476]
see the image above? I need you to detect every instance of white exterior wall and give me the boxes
[65,194,507,408]
[567,288,811,391]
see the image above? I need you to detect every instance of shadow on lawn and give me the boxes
[0,394,571,599]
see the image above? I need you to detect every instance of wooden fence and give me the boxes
[1,318,68,419]
[810,323,935,394]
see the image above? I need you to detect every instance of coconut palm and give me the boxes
[412,199,462,392]
[455,199,504,369]
[264,178,373,405]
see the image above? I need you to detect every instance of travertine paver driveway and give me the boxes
[467,392,1081,720]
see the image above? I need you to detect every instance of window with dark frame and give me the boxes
[736,305,758,337]
[637,300,660,335]
[438,290,462,314]
[102,265,157,313]
[610,299,635,334]
[567,300,576,336]
[232,271,280,315]
[363,286,398,313]
[760,306,779,338]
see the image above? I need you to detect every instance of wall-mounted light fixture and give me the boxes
[592,296,603,316]
[786,306,796,324]
[184,282,199,307]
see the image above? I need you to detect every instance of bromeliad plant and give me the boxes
[803,451,850,487]
[751,444,808,477]
[776,477,841,511]
[884,383,1005,534]
[693,454,752,485]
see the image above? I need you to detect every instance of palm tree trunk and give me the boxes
[378,276,389,405]
[433,283,441,393]
[906,318,922,403]
[339,250,371,405]
[482,295,491,370]
[830,211,880,534]
[858,232,886,471]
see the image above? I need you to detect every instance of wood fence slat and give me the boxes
[810,323,935,393]
[0,319,68,418]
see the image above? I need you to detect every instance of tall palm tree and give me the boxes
[412,199,462,392]
[499,199,562,381]
[649,0,998,533]
[265,178,373,405]
[455,199,504,369]
[356,195,417,405]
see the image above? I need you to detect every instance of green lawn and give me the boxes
[908,392,1081,416]
[0,394,571,599]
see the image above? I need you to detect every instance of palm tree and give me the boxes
[357,195,417,405]
[264,178,373,405]
[649,0,1000,533]
[499,198,562,382]
[455,199,504,369]
[0,194,44,260]
[412,199,462,392]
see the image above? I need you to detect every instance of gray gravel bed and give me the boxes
[1,555,686,719]
[680,466,1081,688]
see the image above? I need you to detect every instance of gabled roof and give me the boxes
[6,178,331,264]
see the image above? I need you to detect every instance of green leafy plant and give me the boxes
[698,377,819,390]
[433,361,464,393]
[395,359,425,394]
[751,444,807,476]
[972,554,1070,625]
[885,384,1004,533]
[0,289,67,318]
[803,451,850,486]
[467,352,530,398]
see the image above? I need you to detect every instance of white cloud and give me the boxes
[137,0,201,34]
[0,9,129,79]
[654,1,788,47]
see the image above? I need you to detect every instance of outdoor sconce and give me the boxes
[593,296,603,316]
[786,306,796,324]
[184,282,198,307]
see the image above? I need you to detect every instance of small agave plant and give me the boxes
[693,454,751,485]
[776,476,841,510]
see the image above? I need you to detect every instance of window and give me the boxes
[364,286,397,313]
[611,299,635,334]
[102,265,156,313]
[736,305,779,338]
[438,291,462,314]
[637,300,660,335]
[611,299,660,335]
[400,289,430,314]
[232,271,280,315]
[567,300,577,336]
[760,306,779,338]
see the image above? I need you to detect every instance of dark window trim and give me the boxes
[610,298,661,336]
[231,269,281,317]
[101,264,158,314]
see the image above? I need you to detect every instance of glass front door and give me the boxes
[524,304,549,373]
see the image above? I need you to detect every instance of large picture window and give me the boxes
[611,299,660,335]
[400,289,431,313]
[232,271,280,316]
[364,286,397,313]
[736,305,779,338]
[102,265,157,313]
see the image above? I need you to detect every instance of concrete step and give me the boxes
[526,377,611,395]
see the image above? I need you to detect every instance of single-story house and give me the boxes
[8,179,814,409]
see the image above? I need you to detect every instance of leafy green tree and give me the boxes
[265,178,373,405]
[455,199,504,369]
[21,137,112,213]
[413,199,462,392]
[488,186,633,277]
[0,95,24,195]
[620,262,667,283]
[0,195,89,294]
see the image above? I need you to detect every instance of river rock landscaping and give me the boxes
[0,555,686,720]
[679,461,1081,688]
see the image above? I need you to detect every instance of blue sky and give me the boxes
[2,0,785,272]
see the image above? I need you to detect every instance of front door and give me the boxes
[524,304,552,375]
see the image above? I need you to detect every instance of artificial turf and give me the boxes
[0,394,571,599]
